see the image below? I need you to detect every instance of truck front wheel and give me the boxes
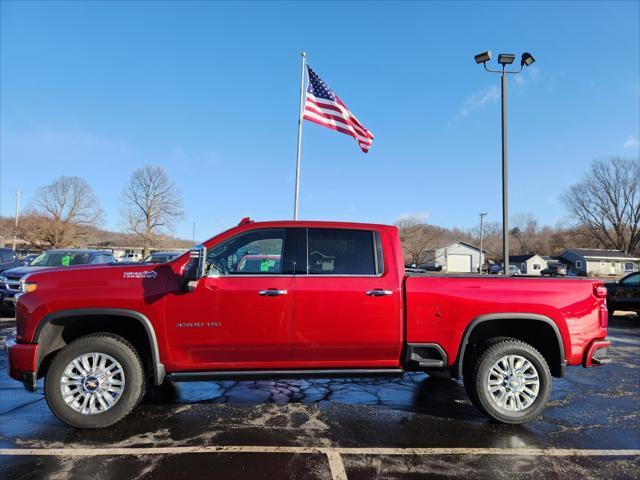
[44,333,145,428]
[468,339,551,424]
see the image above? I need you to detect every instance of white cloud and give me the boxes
[527,66,540,80]
[458,85,499,117]
[623,135,639,149]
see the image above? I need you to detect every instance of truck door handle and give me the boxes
[259,289,288,296]
[366,289,393,296]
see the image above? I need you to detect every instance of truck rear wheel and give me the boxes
[44,333,145,428]
[467,339,551,424]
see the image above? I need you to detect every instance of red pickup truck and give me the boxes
[7,219,611,428]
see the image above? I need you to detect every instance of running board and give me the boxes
[403,343,448,369]
[168,368,404,382]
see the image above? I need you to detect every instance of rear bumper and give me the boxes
[582,339,611,368]
[6,335,38,391]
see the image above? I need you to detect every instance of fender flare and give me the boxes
[454,313,566,379]
[34,308,166,385]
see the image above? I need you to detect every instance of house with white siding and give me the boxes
[509,254,547,275]
[432,241,488,273]
[559,249,640,276]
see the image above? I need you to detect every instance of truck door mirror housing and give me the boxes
[183,245,207,291]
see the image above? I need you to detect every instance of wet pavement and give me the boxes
[1,314,639,479]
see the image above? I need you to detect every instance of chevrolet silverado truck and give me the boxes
[6,219,611,428]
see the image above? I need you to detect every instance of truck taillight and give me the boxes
[593,285,607,298]
[598,303,608,328]
[594,285,608,328]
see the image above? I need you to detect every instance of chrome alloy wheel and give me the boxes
[60,352,126,415]
[487,354,540,412]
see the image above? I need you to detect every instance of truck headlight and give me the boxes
[0,275,8,284]
[20,281,37,293]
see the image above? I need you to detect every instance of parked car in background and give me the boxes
[606,271,640,315]
[492,265,522,275]
[422,265,443,272]
[541,263,567,276]
[0,248,20,274]
[142,251,183,264]
[117,252,143,262]
[19,254,40,267]
[0,249,116,309]
[405,264,426,274]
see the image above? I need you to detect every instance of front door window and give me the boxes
[206,229,285,276]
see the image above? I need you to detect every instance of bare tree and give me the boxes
[122,165,184,257]
[561,157,640,255]
[31,176,103,248]
[510,213,540,255]
[469,221,502,261]
[16,212,49,248]
[396,216,435,265]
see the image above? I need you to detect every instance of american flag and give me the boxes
[303,66,374,153]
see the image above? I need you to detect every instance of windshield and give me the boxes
[30,252,91,267]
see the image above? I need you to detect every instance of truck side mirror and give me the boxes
[182,245,207,291]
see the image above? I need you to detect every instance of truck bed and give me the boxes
[403,274,607,369]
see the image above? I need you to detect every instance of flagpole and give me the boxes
[293,51,306,220]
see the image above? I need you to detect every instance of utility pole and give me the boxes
[192,222,196,245]
[12,190,21,251]
[479,212,488,274]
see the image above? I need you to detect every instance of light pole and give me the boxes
[474,51,535,274]
[479,212,487,274]
[12,190,21,252]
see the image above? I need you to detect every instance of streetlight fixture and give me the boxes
[497,53,516,65]
[474,51,492,64]
[474,49,536,274]
[521,52,535,67]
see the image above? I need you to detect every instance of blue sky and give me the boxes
[1,1,639,241]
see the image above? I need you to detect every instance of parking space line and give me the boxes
[335,447,640,456]
[325,450,348,480]
[0,446,638,457]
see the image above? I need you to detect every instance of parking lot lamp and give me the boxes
[474,50,535,274]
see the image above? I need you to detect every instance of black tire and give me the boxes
[468,339,551,424]
[45,333,145,428]
[463,351,481,409]
[462,336,510,411]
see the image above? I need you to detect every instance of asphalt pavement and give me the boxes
[0,313,639,479]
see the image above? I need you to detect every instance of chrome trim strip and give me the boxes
[366,289,393,296]
[168,368,404,382]
[258,289,288,296]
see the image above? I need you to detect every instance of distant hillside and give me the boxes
[0,216,193,250]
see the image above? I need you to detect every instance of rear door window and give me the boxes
[307,229,378,275]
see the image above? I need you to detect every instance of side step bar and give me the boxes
[168,368,404,382]
[403,343,448,369]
